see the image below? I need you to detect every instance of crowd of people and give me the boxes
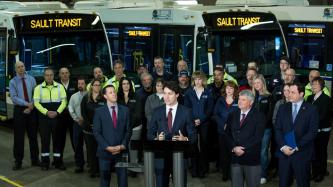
[8,56,332,187]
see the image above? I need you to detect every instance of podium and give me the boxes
[142,140,190,187]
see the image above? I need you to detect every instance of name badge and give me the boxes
[202,95,208,99]
[98,102,105,105]
[129,99,136,103]
[232,104,238,107]
[261,100,268,104]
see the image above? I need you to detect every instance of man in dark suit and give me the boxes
[93,85,132,187]
[274,83,319,187]
[57,67,77,166]
[147,81,197,187]
[224,90,265,187]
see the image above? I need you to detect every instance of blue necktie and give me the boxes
[292,104,298,123]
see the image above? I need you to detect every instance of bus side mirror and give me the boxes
[8,37,18,55]
[198,26,215,53]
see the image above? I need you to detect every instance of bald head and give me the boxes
[15,61,26,76]
[59,67,70,82]
[177,60,188,72]
[309,70,320,83]
[284,68,295,84]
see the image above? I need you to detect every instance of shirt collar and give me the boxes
[240,108,251,116]
[107,102,117,108]
[166,103,178,112]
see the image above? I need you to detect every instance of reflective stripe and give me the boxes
[41,153,50,157]
[318,127,331,132]
[53,153,61,157]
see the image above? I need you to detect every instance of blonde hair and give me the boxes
[191,71,207,87]
[252,74,270,96]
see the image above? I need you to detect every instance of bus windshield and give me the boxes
[18,32,111,81]
[212,31,286,78]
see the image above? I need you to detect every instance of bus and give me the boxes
[261,5,333,92]
[74,1,288,80]
[74,0,205,78]
[0,1,112,120]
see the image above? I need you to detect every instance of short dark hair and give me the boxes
[44,67,54,74]
[113,59,124,68]
[291,82,305,94]
[312,76,325,90]
[163,81,180,94]
[77,76,86,82]
[154,56,163,62]
[280,56,290,64]
[102,85,115,95]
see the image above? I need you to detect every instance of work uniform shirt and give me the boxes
[33,81,67,115]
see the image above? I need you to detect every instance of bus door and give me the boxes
[159,26,194,74]
[0,28,7,115]
[106,24,156,73]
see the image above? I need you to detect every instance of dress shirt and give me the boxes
[68,91,86,121]
[239,108,251,121]
[9,74,36,106]
[107,102,118,118]
[313,91,322,102]
[61,80,69,90]
[166,103,178,127]
[292,99,303,114]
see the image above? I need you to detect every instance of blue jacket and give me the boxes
[93,104,132,158]
[184,87,214,124]
[213,97,238,134]
[274,102,318,161]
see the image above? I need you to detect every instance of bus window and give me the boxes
[0,29,6,114]
[212,32,285,78]
[160,26,194,74]
[18,32,111,81]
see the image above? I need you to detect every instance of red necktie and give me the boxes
[111,106,117,128]
[22,78,29,102]
[168,108,173,132]
[240,113,246,127]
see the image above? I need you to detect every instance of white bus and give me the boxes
[75,0,288,80]
[0,1,112,120]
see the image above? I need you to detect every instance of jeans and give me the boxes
[260,128,272,178]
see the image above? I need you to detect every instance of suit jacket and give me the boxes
[274,101,318,161]
[307,93,332,129]
[147,104,197,145]
[225,107,265,166]
[93,104,132,158]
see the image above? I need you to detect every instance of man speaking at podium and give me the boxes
[148,81,197,187]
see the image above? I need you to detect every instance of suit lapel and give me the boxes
[172,106,181,134]
[104,106,113,128]
[240,109,251,128]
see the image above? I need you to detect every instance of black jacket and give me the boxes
[225,107,265,166]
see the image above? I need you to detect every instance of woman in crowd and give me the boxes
[145,78,165,125]
[307,77,332,182]
[213,80,239,181]
[252,74,273,184]
[184,71,214,178]
[81,78,105,178]
[117,77,141,176]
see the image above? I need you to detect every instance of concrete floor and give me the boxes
[0,125,332,187]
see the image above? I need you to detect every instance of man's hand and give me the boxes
[282,146,295,156]
[172,130,188,141]
[77,117,84,126]
[233,146,245,156]
[47,111,58,118]
[106,145,125,155]
[194,119,201,127]
[27,103,34,110]
[23,108,31,114]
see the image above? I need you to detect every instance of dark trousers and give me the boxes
[278,156,311,187]
[84,132,99,174]
[13,106,39,164]
[312,131,330,176]
[218,134,230,178]
[99,155,127,187]
[73,122,85,167]
[231,164,261,187]
[57,110,74,162]
[39,115,61,166]
[192,124,209,176]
